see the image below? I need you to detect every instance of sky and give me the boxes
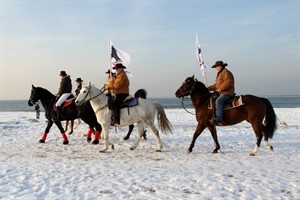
[0,0,299,100]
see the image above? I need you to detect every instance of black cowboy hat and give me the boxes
[113,62,126,69]
[211,60,228,68]
[75,78,83,82]
[59,71,67,76]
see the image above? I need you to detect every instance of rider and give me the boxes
[207,60,235,125]
[75,77,83,96]
[104,62,130,125]
[55,70,72,120]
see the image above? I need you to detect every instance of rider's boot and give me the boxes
[56,106,61,121]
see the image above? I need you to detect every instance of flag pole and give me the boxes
[108,38,112,78]
[201,64,208,86]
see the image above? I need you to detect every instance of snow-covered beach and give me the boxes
[0,108,299,200]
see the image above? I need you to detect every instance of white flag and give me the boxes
[196,33,207,77]
[110,40,132,76]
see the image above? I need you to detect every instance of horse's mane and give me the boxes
[36,87,56,99]
[195,80,210,95]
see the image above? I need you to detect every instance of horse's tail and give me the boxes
[261,98,277,139]
[154,103,173,134]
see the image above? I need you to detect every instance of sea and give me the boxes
[0,96,299,112]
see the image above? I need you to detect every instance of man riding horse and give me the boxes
[104,62,130,125]
[207,60,235,125]
[55,70,72,121]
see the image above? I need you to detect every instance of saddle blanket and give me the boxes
[208,95,244,110]
[121,97,138,108]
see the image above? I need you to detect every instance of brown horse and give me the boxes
[175,75,277,156]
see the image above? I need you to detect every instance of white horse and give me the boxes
[75,83,173,152]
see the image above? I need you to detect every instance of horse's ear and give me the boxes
[32,85,36,89]
[88,82,91,87]
[192,75,195,80]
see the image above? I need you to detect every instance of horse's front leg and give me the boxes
[39,120,54,143]
[188,123,205,153]
[99,124,113,152]
[207,125,221,153]
[130,122,144,150]
[54,121,69,145]
[124,124,134,140]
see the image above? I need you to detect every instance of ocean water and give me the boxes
[0,96,299,112]
[0,96,300,112]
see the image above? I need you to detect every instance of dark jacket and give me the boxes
[75,83,82,96]
[208,68,235,96]
[57,75,72,96]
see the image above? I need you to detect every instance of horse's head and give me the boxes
[75,82,91,106]
[175,75,197,98]
[28,85,40,106]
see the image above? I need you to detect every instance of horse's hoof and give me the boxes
[92,140,99,145]
[270,146,274,151]
[130,147,135,150]
[68,132,73,135]
[87,138,92,143]
[123,137,129,140]
[99,149,107,153]
[212,149,218,153]
[111,144,114,150]
[249,153,255,156]
[156,150,162,152]
[187,149,192,154]
[63,141,69,145]
[39,139,45,143]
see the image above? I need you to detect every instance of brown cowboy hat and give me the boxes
[59,71,67,76]
[75,78,83,82]
[113,62,126,69]
[211,61,228,68]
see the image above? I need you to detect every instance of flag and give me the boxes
[195,33,207,77]
[109,39,132,76]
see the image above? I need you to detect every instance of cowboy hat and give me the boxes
[211,61,228,68]
[75,78,83,82]
[113,62,126,69]
[59,71,67,76]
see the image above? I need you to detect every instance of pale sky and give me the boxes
[1,0,299,100]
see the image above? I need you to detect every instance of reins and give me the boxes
[180,80,211,115]
[181,98,195,115]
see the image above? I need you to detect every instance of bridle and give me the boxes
[179,79,211,115]
[79,86,105,104]
[78,86,107,114]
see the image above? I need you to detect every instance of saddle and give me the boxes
[208,95,244,110]
[53,95,75,111]
[120,95,138,108]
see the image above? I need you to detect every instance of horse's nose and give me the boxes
[75,100,78,105]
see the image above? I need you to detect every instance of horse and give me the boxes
[75,83,173,152]
[175,75,277,156]
[65,89,147,140]
[123,89,148,140]
[65,119,81,135]
[28,85,102,144]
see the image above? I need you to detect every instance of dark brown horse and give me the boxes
[175,75,277,156]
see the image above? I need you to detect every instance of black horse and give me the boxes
[28,85,102,144]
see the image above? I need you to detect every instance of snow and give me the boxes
[0,108,299,200]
